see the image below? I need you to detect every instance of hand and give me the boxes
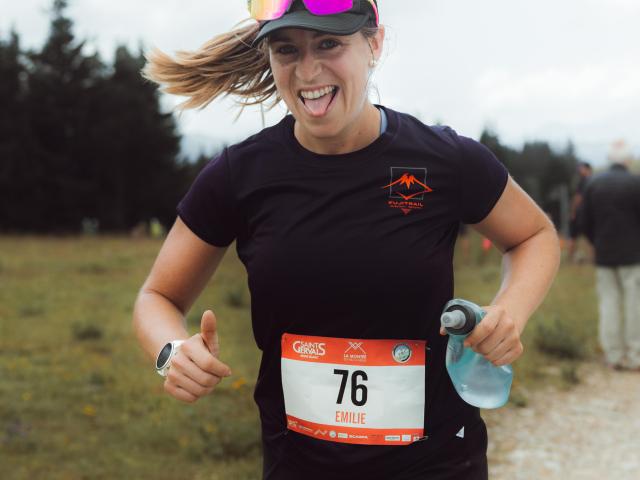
[163,310,232,403]
[439,305,524,366]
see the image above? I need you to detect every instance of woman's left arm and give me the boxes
[449,176,561,366]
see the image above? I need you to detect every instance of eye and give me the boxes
[275,44,296,55]
[319,39,340,49]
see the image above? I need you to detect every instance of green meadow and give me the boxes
[0,234,598,479]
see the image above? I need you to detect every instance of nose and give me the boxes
[295,48,322,83]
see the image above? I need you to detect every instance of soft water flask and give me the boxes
[441,298,513,409]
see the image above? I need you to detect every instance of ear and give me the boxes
[369,24,385,61]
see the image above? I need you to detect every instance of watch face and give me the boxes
[156,343,173,369]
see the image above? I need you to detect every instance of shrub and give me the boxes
[509,390,528,408]
[19,304,44,318]
[72,322,104,341]
[533,316,586,360]
[226,284,248,308]
[561,363,580,385]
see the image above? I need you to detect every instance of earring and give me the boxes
[369,58,377,68]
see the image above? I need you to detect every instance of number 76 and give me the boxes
[333,369,368,406]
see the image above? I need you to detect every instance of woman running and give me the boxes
[133,1,560,478]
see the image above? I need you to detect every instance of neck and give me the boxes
[293,102,381,155]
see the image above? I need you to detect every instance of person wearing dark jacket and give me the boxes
[567,162,592,263]
[580,142,640,371]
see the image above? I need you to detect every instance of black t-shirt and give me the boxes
[576,175,588,195]
[177,104,508,477]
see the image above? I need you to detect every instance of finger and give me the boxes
[167,368,215,398]
[179,343,232,378]
[164,380,198,404]
[464,313,498,348]
[484,327,522,362]
[492,343,524,366]
[202,355,232,378]
[474,320,511,355]
[439,326,447,336]
[200,310,220,355]
[171,350,224,387]
[483,338,512,363]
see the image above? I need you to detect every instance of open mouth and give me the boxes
[298,87,339,117]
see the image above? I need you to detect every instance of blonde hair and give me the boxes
[142,18,380,121]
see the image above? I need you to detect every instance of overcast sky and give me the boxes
[2,0,639,165]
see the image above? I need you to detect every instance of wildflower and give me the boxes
[232,377,247,390]
[82,405,97,417]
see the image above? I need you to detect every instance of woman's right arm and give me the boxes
[132,216,233,403]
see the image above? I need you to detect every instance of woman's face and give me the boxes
[267,27,383,139]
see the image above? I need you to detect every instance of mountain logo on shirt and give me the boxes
[381,167,433,215]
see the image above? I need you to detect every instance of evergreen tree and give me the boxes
[87,45,182,230]
[480,129,579,229]
[479,128,518,176]
[1,1,186,233]
[26,0,105,231]
[0,30,30,230]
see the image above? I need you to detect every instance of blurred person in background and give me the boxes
[580,140,640,371]
[132,1,560,478]
[567,162,592,263]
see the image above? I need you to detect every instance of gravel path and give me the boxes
[484,361,640,480]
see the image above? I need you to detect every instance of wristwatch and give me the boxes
[155,340,185,377]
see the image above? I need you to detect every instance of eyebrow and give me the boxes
[269,31,334,43]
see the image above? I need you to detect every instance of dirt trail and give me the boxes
[485,361,640,480]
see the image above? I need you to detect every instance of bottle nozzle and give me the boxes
[441,310,466,329]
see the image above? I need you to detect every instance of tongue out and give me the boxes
[303,90,335,116]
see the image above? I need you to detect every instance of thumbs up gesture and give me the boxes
[163,310,233,404]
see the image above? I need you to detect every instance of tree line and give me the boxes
[0,0,580,234]
[0,0,205,233]
[480,130,579,234]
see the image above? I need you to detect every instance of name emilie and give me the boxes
[335,410,366,425]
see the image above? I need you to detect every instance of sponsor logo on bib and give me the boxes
[344,341,367,362]
[392,343,412,363]
[292,340,326,358]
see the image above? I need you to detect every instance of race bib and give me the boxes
[281,333,426,446]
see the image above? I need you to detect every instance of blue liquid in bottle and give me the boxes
[441,299,513,409]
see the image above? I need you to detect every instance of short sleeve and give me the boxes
[457,136,509,224]
[176,148,238,247]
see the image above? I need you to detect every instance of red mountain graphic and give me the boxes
[382,173,433,200]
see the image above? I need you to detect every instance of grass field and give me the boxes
[0,234,599,479]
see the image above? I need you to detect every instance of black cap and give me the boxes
[251,0,378,47]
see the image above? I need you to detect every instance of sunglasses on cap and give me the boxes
[247,0,379,26]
